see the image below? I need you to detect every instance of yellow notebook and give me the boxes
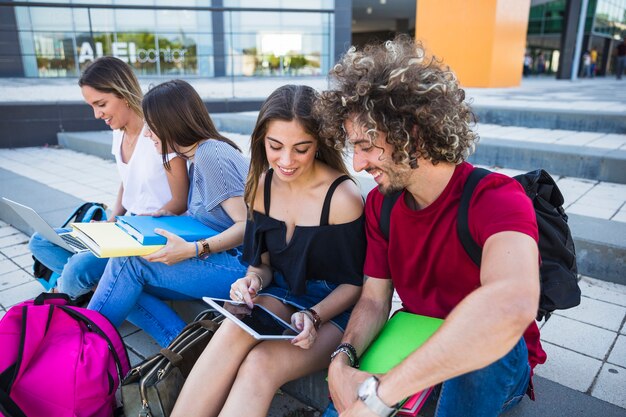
[71,222,164,258]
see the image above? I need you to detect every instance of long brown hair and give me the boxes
[244,84,349,213]
[142,79,240,168]
[78,56,143,119]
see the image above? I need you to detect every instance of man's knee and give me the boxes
[436,339,530,416]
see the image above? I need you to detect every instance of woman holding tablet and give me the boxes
[28,56,188,301]
[88,79,249,347]
[172,84,366,417]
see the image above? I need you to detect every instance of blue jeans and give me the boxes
[323,337,530,417]
[87,250,247,347]
[29,229,108,298]
[260,272,353,332]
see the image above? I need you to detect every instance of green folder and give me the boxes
[359,311,444,374]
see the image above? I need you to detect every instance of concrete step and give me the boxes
[469,137,626,184]
[472,104,626,134]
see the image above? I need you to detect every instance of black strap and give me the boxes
[379,190,403,240]
[457,168,492,266]
[0,388,27,417]
[320,175,352,226]
[34,292,71,306]
[263,169,273,216]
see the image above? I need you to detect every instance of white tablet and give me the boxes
[203,297,298,340]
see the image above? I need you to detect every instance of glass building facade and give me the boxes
[527,0,626,75]
[2,0,338,78]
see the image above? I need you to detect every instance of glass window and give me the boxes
[156,9,210,32]
[72,8,91,32]
[89,9,116,32]
[76,32,114,70]
[223,0,333,8]
[32,32,78,77]
[113,9,156,31]
[30,7,73,31]
[15,7,32,31]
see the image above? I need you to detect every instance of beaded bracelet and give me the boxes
[332,342,360,368]
[306,308,322,330]
[330,346,358,368]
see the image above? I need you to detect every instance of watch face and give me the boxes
[358,376,377,400]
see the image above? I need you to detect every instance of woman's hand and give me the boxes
[290,311,317,349]
[142,228,195,265]
[141,209,175,217]
[229,274,261,308]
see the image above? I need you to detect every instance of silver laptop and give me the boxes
[2,197,89,253]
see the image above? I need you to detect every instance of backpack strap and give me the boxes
[61,202,106,227]
[0,388,28,417]
[457,168,492,266]
[379,190,403,241]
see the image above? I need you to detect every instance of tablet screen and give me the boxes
[204,297,298,340]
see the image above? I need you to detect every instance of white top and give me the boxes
[111,127,176,215]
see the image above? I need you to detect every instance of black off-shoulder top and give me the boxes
[243,170,366,295]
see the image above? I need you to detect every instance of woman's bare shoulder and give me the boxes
[328,175,364,224]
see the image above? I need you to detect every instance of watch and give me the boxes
[198,239,211,256]
[357,376,397,417]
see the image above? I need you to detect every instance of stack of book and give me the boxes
[71,216,217,258]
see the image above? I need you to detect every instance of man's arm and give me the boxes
[327,276,394,412]
[343,231,539,416]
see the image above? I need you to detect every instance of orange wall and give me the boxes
[415,0,531,87]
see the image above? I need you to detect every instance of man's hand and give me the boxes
[328,356,371,413]
[142,229,194,265]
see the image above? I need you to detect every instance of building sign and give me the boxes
[78,41,188,64]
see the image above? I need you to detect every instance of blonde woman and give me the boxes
[29,57,188,302]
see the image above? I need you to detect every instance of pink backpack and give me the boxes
[0,293,130,417]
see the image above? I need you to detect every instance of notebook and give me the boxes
[71,222,163,258]
[359,311,444,416]
[116,215,218,245]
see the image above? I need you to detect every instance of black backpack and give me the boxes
[32,202,107,289]
[379,168,580,321]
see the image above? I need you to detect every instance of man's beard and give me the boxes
[377,167,410,195]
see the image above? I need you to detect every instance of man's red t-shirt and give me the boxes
[363,162,547,370]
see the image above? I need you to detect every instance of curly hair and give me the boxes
[315,35,478,167]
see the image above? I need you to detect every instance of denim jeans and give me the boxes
[260,272,353,332]
[29,229,108,298]
[88,250,247,347]
[322,337,530,417]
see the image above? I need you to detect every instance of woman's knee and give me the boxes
[28,232,48,250]
[238,344,284,385]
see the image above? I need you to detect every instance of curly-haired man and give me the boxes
[316,35,546,417]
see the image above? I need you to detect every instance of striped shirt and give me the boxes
[188,139,249,233]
